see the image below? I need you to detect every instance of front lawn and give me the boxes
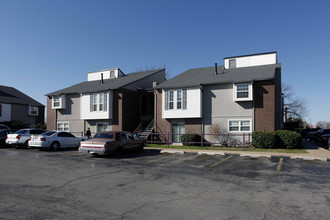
[146,144,308,153]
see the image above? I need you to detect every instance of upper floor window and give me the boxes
[90,92,107,112]
[52,95,66,109]
[233,83,252,101]
[229,59,236,69]
[165,89,187,110]
[53,96,60,107]
[110,70,115,78]
[29,106,38,116]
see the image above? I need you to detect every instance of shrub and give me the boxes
[276,130,302,149]
[1,120,30,130]
[180,134,201,146]
[252,131,277,149]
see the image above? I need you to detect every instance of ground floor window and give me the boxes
[96,123,108,132]
[57,122,69,132]
[172,122,185,143]
[228,120,251,132]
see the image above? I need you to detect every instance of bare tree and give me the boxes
[282,83,308,119]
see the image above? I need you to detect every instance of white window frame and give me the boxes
[233,83,253,101]
[229,59,236,69]
[53,96,60,108]
[57,122,69,132]
[91,93,107,112]
[110,70,115,78]
[29,106,38,116]
[228,119,252,133]
[96,123,108,132]
[165,89,186,111]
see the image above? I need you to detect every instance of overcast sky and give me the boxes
[1,0,329,124]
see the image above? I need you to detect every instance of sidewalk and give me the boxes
[145,139,330,161]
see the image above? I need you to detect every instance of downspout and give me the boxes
[252,81,255,132]
[199,84,204,134]
[154,90,157,132]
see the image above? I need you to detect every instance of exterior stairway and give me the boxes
[133,119,154,140]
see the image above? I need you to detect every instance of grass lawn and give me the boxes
[146,144,308,153]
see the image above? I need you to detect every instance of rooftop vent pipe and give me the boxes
[101,73,104,84]
[215,63,218,75]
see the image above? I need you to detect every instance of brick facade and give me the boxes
[46,96,56,130]
[254,80,276,131]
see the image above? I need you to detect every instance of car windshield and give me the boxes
[15,129,28,134]
[42,131,57,136]
[94,133,114,139]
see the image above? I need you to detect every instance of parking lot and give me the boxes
[0,148,329,220]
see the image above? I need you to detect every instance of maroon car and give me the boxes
[78,131,145,156]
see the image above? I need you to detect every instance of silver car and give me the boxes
[29,131,86,150]
[6,128,45,148]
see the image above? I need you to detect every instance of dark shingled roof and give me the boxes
[155,64,281,89]
[0,85,44,106]
[46,69,164,96]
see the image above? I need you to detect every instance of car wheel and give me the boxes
[50,142,60,151]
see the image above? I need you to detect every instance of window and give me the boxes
[53,96,60,107]
[97,123,108,132]
[29,106,38,116]
[169,91,174,110]
[90,93,107,112]
[0,104,2,117]
[95,133,114,139]
[177,90,182,109]
[229,120,251,132]
[234,83,252,101]
[165,89,187,110]
[99,93,104,111]
[57,122,69,132]
[110,70,115,78]
[229,59,236,69]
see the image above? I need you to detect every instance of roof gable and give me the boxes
[0,85,44,106]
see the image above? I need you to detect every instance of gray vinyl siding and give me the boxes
[11,104,35,126]
[202,84,253,142]
[56,94,84,136]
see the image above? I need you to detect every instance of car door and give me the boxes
[65,132,78,147]
[119,132,131,150]
[57,132,69,147]
[126,133,137,149]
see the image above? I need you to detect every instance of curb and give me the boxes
[160,150,185,154]
[240,153,271,158]
[198,151,225,156]
[290,156,327,161]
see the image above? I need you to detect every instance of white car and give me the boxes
[29,131,86,150]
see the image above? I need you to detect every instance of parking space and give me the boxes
[0,148,329,219]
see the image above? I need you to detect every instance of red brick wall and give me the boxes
[185,118,202,134]
[254,80,276,131]
[46,96,56,130]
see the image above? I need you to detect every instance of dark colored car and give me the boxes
[320,134,330,148]
[307,129,330,142]
[79,131,145,156]
[0,129,17,147]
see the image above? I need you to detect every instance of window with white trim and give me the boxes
[110,70,115,78]
[165,89,187,110]
[229,120,251,132]
[53,96,60,107]
[229,59,236,69]
[169,90,174,110]
[90,92,107,112]
[57,122,69,132]
[29,106,38,116]
[233,83,252,101]
[177,90,182,109]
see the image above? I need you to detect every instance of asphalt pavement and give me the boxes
[0,147,329,219]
